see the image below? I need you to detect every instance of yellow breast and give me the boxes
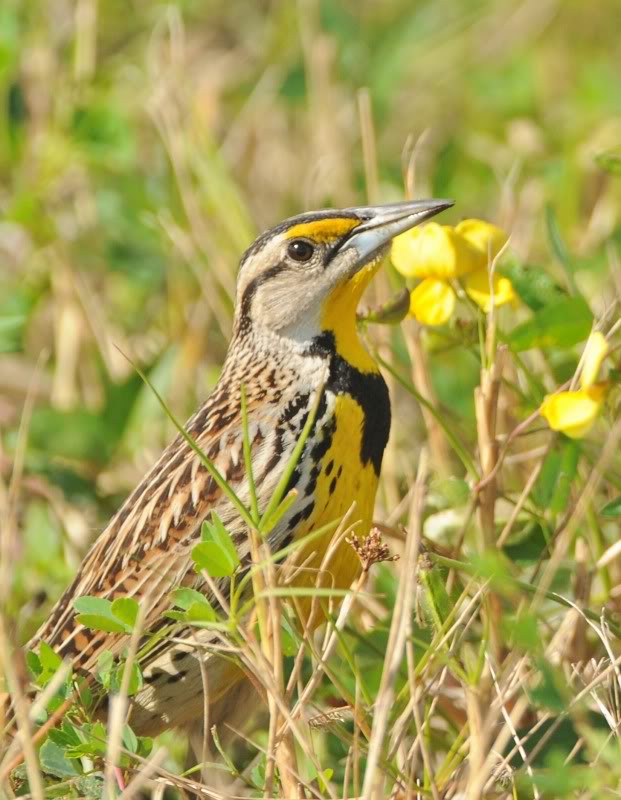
[284,260,390,620]
[289,394,379,600]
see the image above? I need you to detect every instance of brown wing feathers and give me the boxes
[28,384,268,673]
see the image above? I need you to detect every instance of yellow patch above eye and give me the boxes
[285,217,360,243]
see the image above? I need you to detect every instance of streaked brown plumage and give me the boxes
[24,199,452,735]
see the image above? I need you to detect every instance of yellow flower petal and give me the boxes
[579,331,608,389]
[455,219,508,271]
[464,268,516,312]
[409,278,456,326]
[392,223,477,280]
[539,385,606,439]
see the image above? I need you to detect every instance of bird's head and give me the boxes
[234,199,453,357]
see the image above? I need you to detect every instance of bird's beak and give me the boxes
[335,199,454,269]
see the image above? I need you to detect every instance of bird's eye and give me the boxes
[287,239,315,263]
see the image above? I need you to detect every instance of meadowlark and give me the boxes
[25,199,452,735]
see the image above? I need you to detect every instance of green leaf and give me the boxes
[259,490,298,536]
[75,614,127,634]
[533,448,562,509]
[499,261,567,311]
[0,314,27,353]
[75,675,94,709]
[193,515,240,577]
[122,724,138,754]
[110,660,144,696]
[75,595,132,633]
[250,756,266,789]
[73,595,114,616]
[508,295,592,352]
[37,641,66,688]
[550,440,580,515]
[201,514,240,567]
[186,600,217,623]
[280,617,299,657]
[111,597,139,629]
[503,522,549,564]
[164,610,186,621]
[172,587,211,610]
[418,562,452,632]
[137,735,154,758]
[39,641,62,673]
[527,758,591,796]
[595,149,621,176]
[318,768,334,792]
[75,775,105,799]
[126,663,144,696]
[39,739,81,778]
[0,285,40,353]
[253,617,299,656]
[532,440,579,515]
[601,496,621,518]
[25,649,41,678]
[192,541,237,577]
[48,721,83,749]
[96,650,115,689]
[64,721,107,758]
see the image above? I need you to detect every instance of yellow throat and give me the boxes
[319,262,381,373]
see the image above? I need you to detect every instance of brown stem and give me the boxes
[405,324,452,476]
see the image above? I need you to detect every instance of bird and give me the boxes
[24,198,452,737]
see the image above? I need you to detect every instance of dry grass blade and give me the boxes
[115,747,169,800]
[0,616,44,800]
[362,450,428,800]
[103,602,147,799]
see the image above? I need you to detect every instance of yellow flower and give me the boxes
[409,278,456,326]
[456,219,513,311]
[579,331,608,389]
[539,332,609,439]
[539,385,606,439]
[463,269,516,312]
[455,219,508,270]
[391,222,476,280]
[391,217,515,325]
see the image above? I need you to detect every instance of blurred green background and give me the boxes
[1,0,620,637]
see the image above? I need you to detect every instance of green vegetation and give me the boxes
[2,0,621,797]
